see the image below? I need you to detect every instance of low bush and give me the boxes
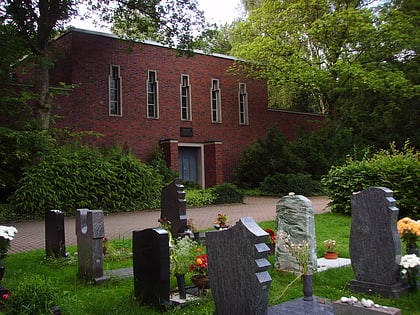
[259,173,322,196]
[9,145,163,219]
[321,142,420,218]
[211,183,244,204]
[185,189,216,207]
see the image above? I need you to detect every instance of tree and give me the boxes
[230,0,419,120]
[1,0,208,130]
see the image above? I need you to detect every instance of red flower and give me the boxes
[265,229,276,244]
[190,254,208,276]
[2,293,9,300]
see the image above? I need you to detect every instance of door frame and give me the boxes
[178,143,205,188]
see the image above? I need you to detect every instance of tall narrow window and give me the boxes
[211,79,221,123]
[147,70,159,118]
[180,75,191,120]
[109,65,122,116]
[239,83,248,125]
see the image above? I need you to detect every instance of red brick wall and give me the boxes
[52,29,325,186]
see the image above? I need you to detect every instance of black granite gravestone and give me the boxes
[206,217,272,315]
[348,187,408,298]
[75,209,109,283]
[160,179,187,236]
[45,209,66,258]
[132,228,171,310]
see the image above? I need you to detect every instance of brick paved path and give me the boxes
[6,196,330,254]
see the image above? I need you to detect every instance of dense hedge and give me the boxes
[259,173,322,196]
[9,146,163,219]
[321,143,420,219]
[211,182,244,204]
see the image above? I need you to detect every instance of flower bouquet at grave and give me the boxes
[397,217,420,253]
[170,237,198,276]
[214,213,229,229]
[265,229,276,254]
[400,254,420,291]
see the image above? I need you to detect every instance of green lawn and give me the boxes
[1,213,419,314]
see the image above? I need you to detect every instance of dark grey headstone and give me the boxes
[348,187,408,297]
[275,194,317,272]
[132,228,170,310]
[206,217,272,315]
[75,209,108,283]
[268,297,334,315]
[45,209,66,258]
[160,179,187,236]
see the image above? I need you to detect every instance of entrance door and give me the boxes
[179,147,198,183]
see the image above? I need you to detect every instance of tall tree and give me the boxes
[1,0,208,129]
[230,0,419,119]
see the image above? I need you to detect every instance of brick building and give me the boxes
[51,28,324,188]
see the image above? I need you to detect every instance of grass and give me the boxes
[1,213,419,314]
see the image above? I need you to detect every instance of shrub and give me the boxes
[9,145,163,219]
[149,146,178,185]
[321,142,420,218]
[211,183,244,204]
[5,274,59,315]
[185,189,216,207]
[259,173,322,196]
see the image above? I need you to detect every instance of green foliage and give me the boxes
[259,173,322,197]
[185,189,216,207]
[322,142,420,218]
[5,274,59,315]
[9,145,163,219]
[211,183,244,204]
[149,146,178,185]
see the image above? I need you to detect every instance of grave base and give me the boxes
[348,279,409,298]
[93,275,111,284]
[268,296,333,315]
[333,300,401,315]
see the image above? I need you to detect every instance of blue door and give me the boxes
[179,147,198,183]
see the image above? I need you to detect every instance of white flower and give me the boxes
[0,226,18,241]
[400,254,420,269]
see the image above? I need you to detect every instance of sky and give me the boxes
[70,0,244,31]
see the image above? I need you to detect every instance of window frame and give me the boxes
[238,83,249,125]
[146,70,159,119]
[180,74,192,121]
[109,65,122,116]
[211,79,222,123]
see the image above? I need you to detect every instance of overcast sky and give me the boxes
[70,0,244,31]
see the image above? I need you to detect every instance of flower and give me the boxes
[265,229,276,245]
[323,239,337,252]
[279,231,310,274]
[158,217,172,231]
[214,213,228,226]
[399,254,420,289]
[397,217,420,248]
[0,225,18,260]
[189,253,208,277]
[170,237,198,275]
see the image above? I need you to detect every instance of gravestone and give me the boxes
[275,194,317,273]
[75,209,109,283]
[132,228,170,310]
[160,179,187,236]
[348,187,408,298]
[206,217,272,315]
[45,209,66,258]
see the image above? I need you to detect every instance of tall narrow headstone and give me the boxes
[45,209,66,258]
[75,209,108,283]
[132,228,170,310]
[206,217,272,315]
[348,187,408,298]
[275,194,317,272]
[160,179,187,236]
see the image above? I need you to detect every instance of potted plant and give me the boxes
[187,218,200,242]
[400,254,420,291]
[397,217,420,255]
[189,252,209,290]
[323,239,338,259]
[214,213,229,230]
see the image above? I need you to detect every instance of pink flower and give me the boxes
[2,293,9,300]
